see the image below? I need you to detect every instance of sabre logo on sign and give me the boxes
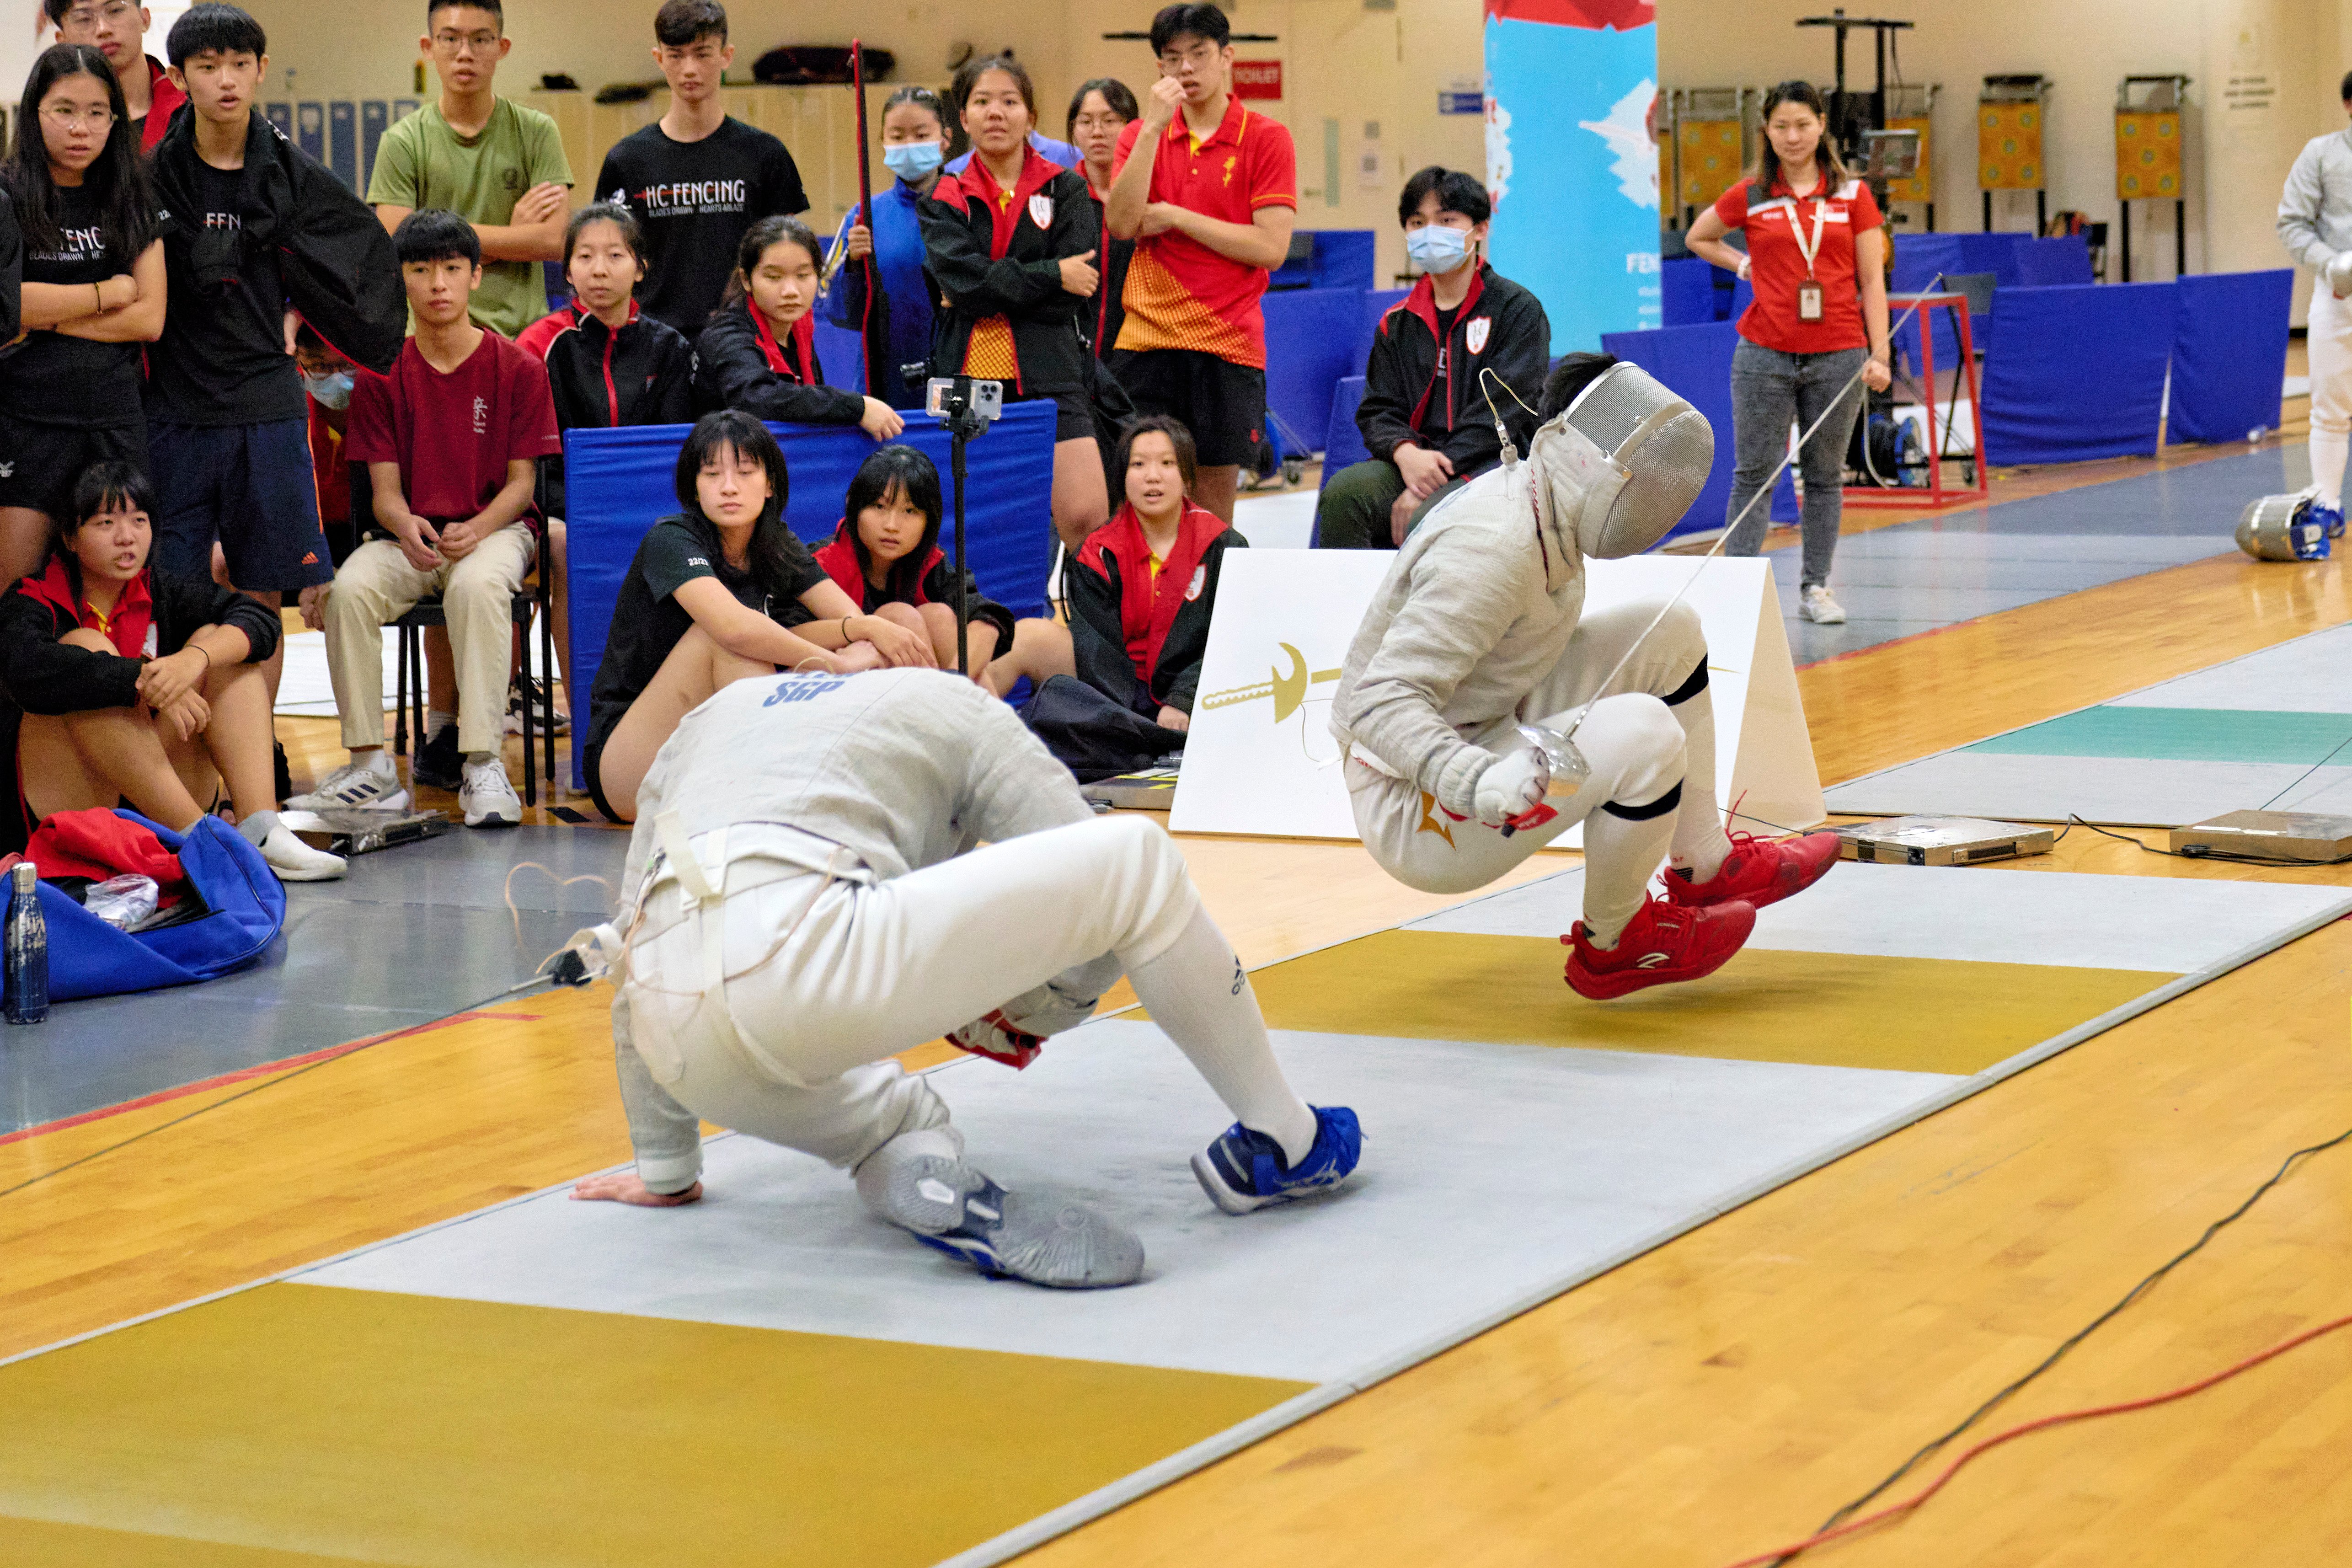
[763,675,850,706]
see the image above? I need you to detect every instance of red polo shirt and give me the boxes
[346,331,561,524]
[138,55,187,153]
[1110,96,1297,369]
[1712,172,1882,354]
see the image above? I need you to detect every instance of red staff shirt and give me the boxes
[346,331,562,524]
[1712,172,1882,355]
[1111,97,1297,369]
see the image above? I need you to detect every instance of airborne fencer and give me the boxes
[1331,353,1843,998]
[569,666,1362,1288]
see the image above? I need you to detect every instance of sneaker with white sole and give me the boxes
[1192,1106,1364,1215]
[1799,584,1847,624]
[285,760,409,813]
[459,757,522,829]
[257,824,347,882]
[863,1150,1144,1289]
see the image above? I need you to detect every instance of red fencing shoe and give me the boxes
[1562,895,1757,1001]
[1664,829,1840,914]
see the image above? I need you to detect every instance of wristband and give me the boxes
[193,645,212,669]
[1736,256,1751,281]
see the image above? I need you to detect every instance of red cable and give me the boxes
[1716,1309,2352,1568]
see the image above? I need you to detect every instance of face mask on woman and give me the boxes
[301,369,353,411]
[1406,224,1471,275]
[883,141,945,183]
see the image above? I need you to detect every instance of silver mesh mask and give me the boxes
[2237,493,2331,562]
[1529,363,1715,559]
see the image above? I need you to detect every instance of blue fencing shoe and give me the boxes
[1192,1106,1363,1215]
[863,1150,1144,1289]
[2315,502,2347,540]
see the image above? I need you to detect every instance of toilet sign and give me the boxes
[1233,59,1283,100]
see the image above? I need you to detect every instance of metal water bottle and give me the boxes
[6,862,48,1025]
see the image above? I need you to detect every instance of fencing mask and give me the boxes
[1527,363,1715,559]
[2237,492,2332,562]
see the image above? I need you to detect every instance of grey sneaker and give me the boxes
[285,760,410,813]
[862,1151,1143,1289]
[459,757,522,829]
[1799,584,1848,624]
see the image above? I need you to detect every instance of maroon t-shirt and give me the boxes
[347,331,563,522]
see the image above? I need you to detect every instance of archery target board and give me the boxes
[1168,551,1823,844]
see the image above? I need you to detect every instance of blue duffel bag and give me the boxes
[34,810,286,1002]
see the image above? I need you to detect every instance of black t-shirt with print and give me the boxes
[594,118,808,339]
[146,159,307,427]
[586,514,828,753]
[2,185,146,426]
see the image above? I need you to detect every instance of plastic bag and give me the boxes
[84,873,159,931]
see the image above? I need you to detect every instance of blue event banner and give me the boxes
[1484,3,1661,353]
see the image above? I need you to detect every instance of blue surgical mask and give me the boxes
[301,369,353,411]
[883,141,945,183]
[1406,224,1472,274]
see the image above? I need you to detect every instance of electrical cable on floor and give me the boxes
[2256,727,2352,813]
[2064,813,2352,869]
[0,970,563,1203]
[1746,1119,2352,1565]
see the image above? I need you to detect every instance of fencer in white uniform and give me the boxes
[2280,92,2352,536]
[569,666,1362,1288]
[1331,353,1841,999]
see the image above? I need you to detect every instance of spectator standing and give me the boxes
[1685,80,1891,626]
[1316,166,1549,551]
[0,461,343,879]
[1105,3,1298,523]
[919,56,1106,550]
[145,4,404,729]
[944,53,1080,174]
[825,85,951,411]
[1067,77,1138,363]
[290,210,561,828]
[594,0,807,340]
[368,0,570,339]
[0,44,165,586]
[2277,69,2352,538]
[47,0,185,153]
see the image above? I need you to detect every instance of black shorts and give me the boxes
[580,736,628,824]
[0,415,149,520]
[1108,348,1266,467]
[147,419,334,593]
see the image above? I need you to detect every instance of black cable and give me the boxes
[1785,1120,2352,1558]
[2064,814,2352,869]
[0,972,557,1203]
[2257,727,2352,812]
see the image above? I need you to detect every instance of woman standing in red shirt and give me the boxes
[1687,81,1891,626]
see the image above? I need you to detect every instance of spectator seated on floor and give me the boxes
[0,461,344,881]
[810,444,1016,680]
[1314,166,1549,551]
[289,209,563,829]
[982,415,1240,749]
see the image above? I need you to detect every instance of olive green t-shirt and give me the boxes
[367,98,572,338]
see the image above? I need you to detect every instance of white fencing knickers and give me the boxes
[620,815,1203,1174]
[2310,283,2352,510]
[1348,598,1728,939]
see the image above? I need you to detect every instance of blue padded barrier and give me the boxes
[1599,321,1799,541]
[1890,233,1970,371]
[1662,257,1718,326]
[2016,234,2093,286]
[1310,376,1373,546]
[563,401,1058,785]
[1980,281,2176,466]
[2167,269,2293,445]
[811,317,867,395]
[1264,288,1371,458]
[1955,231,2030,286]
[1269,229,1376,292]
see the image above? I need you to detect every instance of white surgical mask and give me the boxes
[883,142,945,183]
[1406,225,1471,274]
[301,369,353,410]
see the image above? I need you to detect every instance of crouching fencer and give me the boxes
[1331,353,1842,999]
[567,667,1363,1288]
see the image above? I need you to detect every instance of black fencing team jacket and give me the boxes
[1356,261,1550,481]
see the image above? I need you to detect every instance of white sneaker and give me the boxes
[459,757,522,829]
[1799,584,1848,624]
[258,823,347,882]
[285,760,410,813]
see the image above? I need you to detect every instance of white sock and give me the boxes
[2313,428,2350,510]
[1128,906,1317,1165]
[236,810,279,846]
[1664,683,1733,881]
[359,749,395,777]
[426,709,457,740]
[1582,796,1679,949]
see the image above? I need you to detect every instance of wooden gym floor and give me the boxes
[12,413,2352,1566]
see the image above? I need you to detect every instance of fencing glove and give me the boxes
[1473,743,1551,827]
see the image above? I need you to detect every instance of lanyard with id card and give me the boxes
[1785,195,1828,322]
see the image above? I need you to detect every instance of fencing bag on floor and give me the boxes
[39,811,286,1001]
[1021,674,1187,783]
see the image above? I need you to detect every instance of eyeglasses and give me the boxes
[431,30,501,56]
[42,104,115,129]
[1072,113,1127,134]
[59,1,135,29]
